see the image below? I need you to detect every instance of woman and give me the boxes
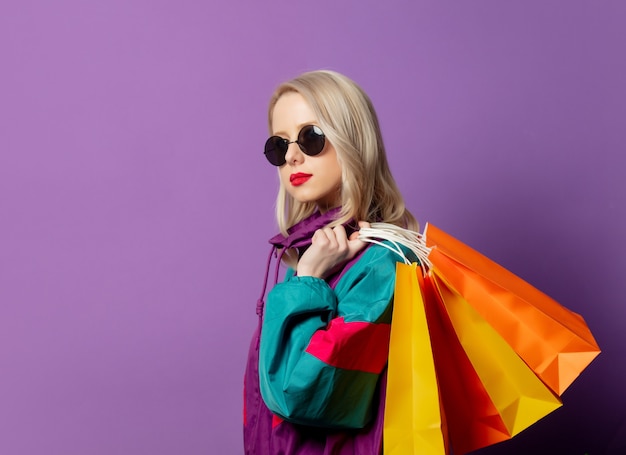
[244,70,417,454]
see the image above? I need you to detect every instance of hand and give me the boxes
[296,221,371,279]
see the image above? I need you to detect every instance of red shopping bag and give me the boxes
[421,272,513,455]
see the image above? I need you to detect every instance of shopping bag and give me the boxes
[424,223,601,395]
[385,264,562,455]
[421,272,513,455]
[383,262,448,455]
[358,222,601,454]
[432,273,562,435]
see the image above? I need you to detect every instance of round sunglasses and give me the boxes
[264,125,326,166]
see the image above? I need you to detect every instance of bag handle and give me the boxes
[358,222,432,270]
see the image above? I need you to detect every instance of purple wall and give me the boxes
[1,1,624,453]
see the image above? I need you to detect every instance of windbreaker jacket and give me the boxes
[244,209,413,454]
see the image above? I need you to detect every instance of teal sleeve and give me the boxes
[258,244,410,429]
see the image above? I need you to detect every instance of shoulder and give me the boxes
[357,240,416,267]
[335,242,406,289]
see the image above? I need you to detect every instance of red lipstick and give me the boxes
[290,173,312,186]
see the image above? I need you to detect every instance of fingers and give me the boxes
[300,222,370,278]
[313,222,370,255]
[349,221,371,240]
[312,225,349,251]
[332,225,349,247]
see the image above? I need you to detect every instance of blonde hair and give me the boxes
[268,70,418,235]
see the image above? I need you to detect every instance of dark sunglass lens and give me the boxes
[299,125,325,156]
[264,136,287,166]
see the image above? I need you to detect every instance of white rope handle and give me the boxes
[358,222,432,270]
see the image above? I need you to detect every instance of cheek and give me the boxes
[325,158,343,186]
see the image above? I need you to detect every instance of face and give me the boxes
[271,92,342,212]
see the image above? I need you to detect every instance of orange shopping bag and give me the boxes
[424,223,601,395]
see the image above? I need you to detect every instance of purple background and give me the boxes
[1,1,624,453]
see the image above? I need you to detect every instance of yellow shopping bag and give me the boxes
[383,262,448,455]
[432,275,563,437]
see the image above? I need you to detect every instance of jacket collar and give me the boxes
[268,207,343,250]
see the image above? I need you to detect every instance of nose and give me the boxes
[283,140,304,165]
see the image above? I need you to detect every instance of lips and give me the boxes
[290,173,312,186]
